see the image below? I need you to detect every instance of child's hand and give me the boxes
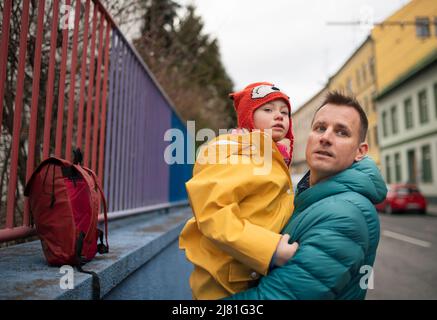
[273,234,299,267]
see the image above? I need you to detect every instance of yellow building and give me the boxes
[328,37,380,165]
[291,0,437,174]
[371,0,437,93]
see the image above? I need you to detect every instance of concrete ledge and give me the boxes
[0,207,193,300]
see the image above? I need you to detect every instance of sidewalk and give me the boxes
[0,207,193,299]
[427,204,437,217]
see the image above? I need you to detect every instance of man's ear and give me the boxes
[354,142,369,162]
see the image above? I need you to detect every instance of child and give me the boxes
[179,82,298,300]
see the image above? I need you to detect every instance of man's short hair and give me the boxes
[312,91,368,143]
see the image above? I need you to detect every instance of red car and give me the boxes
[375,184,427,214]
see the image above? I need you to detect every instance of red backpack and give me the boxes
[24,150,109,298]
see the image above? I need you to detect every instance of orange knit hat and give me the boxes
[229,82,294,143]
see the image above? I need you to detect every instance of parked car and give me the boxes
[375,183,427,214]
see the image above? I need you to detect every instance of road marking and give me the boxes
[382,230,431,248]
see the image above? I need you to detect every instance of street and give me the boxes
[366,211,437,300]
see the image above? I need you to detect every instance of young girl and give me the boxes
[179,82,298,299]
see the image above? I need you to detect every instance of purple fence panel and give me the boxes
[113,41,122,211]
[119,47,130,210]
[128,61,138,209]
[111,38,125,211]
[139,72,148,207]
[102,27,188,217]
[134,64,142,206]
[125,51,134,209]
[145,80,171,205]
[103,30,117,204]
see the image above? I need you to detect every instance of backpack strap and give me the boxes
[94,177,109,253]
[72,165,102,245]
[75,232,101,300]
[24,157,72,197]
[79,166,109,252]
[72,164,106,300]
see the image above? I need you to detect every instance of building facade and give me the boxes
[328,37,380,165]
[290,0,437,180]
[371,0,437,92]
[291,87,328,175]
[376,52,437,204]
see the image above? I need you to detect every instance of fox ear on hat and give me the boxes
[229,91,244,111]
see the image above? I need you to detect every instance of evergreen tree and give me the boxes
[133,1,236,132]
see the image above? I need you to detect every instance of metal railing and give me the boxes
[0,0,192,243]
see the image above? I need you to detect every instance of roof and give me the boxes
[328,36,373,82]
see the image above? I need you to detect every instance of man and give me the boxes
[227,91,387,300]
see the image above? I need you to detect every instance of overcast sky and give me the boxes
[177,0,409,110]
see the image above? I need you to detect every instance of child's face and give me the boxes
[253,99,290,142]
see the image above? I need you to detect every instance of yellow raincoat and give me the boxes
[179,131,294,300]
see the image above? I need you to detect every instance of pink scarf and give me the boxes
[276,142,291,167]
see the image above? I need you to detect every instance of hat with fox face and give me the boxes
[229,82,293,143]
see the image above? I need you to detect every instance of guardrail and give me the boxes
[0,0,192,243]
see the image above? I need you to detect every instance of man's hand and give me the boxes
[273,234,299,267]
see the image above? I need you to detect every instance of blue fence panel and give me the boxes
[169,113,193,202]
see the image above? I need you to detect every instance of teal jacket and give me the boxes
[227,157,387,300]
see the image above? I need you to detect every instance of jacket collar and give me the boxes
[293,157,387,214]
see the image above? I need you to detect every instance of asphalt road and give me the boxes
[366,211,437,300]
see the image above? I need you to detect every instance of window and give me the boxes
[362,63,367,84]
[434,17,437,36]
[369,57,376,80]
[371,91,377,112]
[385,155,392,184]
[346,78,353,95]
[408,149,416,183]
[421,145,433,183]
[404,97,413,129]
[373,126,378,146]
[416,17,430,38]
[382,111,388,137]
[397,186,420,195]
[434,82,437,118]
[356,70,361,88]
[390,105,398,134]
[364,96,369,115]
[362,100,367,114]
[418,89,429,123]
[395,153,402,182]
[368,130,372,149]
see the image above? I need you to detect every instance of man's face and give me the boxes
[306,103,368,184]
